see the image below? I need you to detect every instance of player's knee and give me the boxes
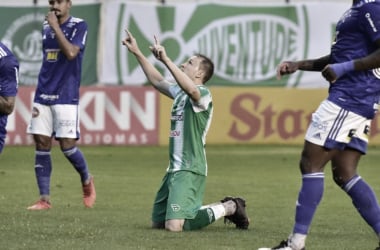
[165,219,184,232]
[33,134,52,150]
[332,174,345,188]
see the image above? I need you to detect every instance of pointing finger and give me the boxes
[154,35,160,46]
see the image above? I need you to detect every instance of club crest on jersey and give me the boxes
[32,107,40,118]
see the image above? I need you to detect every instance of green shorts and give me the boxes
[151,171,206,223]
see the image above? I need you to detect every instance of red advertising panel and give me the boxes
[6,86,160,146]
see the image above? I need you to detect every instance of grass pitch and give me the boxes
[1,144,379,250]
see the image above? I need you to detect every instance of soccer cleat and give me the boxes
[82,175,96,208]
[27,199,52,210]
[257,239,305,250]
[221,196,250,230]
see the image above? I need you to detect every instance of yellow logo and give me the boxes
[46,50,59,61]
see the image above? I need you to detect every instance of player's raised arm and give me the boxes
[122,30,173,98]
[150,35,201,102]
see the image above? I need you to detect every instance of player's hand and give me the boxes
[46,11,59,29]
[122,29,139,54]
[321,65,338,83]
[149,35,167,62]
[322,61,354,84]
[276,61,298,80]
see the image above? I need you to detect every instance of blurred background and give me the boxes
[2,0,375,147]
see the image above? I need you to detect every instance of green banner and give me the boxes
[99,2,346,88]
[0,4,100,85]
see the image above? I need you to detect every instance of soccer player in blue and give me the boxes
[259,1,380,249]
[0,42,19,153]
[26,0,96,210]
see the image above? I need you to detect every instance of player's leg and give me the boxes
[332,119,380,244]
[285,101,346,249]
[159,201,242,231]
[54,104,95,208]
[181,196,249,231]
[164,171,207,231]
[290,141,331,249]
[163,171,249,231]
[152,173,170,229]
[259,100,345,250]
[26,103,53,210]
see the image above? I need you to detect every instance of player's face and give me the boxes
[180,56,202,81]
[48,0,71,19]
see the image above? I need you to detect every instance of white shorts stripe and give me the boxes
[328,108,348,140]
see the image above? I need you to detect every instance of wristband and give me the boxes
[330,60,354,79]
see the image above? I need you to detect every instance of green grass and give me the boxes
[1,144,380,250]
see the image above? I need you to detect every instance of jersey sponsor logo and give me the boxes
[58,120,76,128]
[171,114,183,121]
[46,49,59,62]
[310,120,328,132]
[39,94,59,101]
[170,130,181,137]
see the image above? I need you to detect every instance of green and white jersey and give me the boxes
[166,84,213,176]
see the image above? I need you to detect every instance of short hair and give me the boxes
[195,53,214,84]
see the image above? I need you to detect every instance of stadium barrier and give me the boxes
[7,86,380,146]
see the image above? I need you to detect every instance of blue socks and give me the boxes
[344,175,380,234]
[62,147,89,183]
[34,147,90,197]
[293,173,380,236]
[35,150,52,196]
[293,173,324,234]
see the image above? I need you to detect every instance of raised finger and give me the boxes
[154,35,160,46]
[125,29,132,38]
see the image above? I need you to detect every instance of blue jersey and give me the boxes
[34,16,87,105]
[0,42,19,152]
[328,0,380,119]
